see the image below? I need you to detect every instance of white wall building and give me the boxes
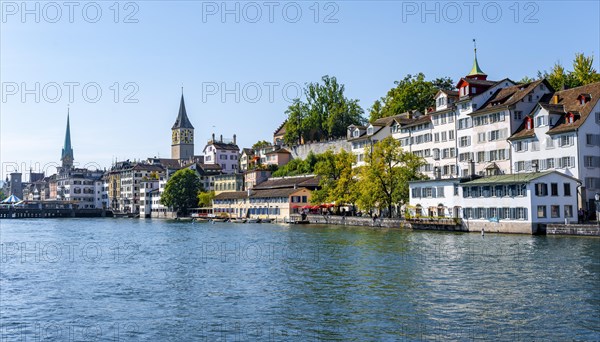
[509,82,600,210]
[203,134,240,174]
[409,171,581,234]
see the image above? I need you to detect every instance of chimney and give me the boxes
[552,94,559,104]
[233,134,236,145]
[220,134,223,142]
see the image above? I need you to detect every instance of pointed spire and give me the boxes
[172,91,194,129]
[468,38,486,77]
[61,107,74,169]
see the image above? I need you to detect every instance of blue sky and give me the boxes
[1,1,599,179]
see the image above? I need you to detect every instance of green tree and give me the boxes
[537,53,600,90]
[572,53,600,85]
[311,149,357,207]
[272,151,323,177]
[369,73,454,122]
[252,140,272,150]
[356,137,425,218]
[284,75,365,144]
[197,190,215,208]
[160,169,202,215]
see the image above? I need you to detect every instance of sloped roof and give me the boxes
[461,171,579,185]
[274,120,287,136]
[206,141,240,151]
[172,94,194,129]
[251,187,308,198]
[253,176,319,190]
[471,79,550,116]
[266,148,291,155]
[132,164,164,172]
[397,115,432,129]
[214,191,249,200]
[546,82,600,135]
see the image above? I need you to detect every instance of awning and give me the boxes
[1,194,21,204]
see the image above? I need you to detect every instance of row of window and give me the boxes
[412,186,445,198]
[432,112,455,125]
[434,130,455,142]
[463,207,528,220]
[537,205,574,219]
[515,135,574,152]
[472,112,506,127]
[514,157,575,172]
[463,184,527,198]
[534,182,572,197]
[291,196,308,203]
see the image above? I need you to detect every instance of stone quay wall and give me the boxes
[546,224,600,236]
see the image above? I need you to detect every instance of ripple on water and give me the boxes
[1,219,599,341]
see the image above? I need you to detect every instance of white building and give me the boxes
[465,79,553,176]
[408,171,581,234]
[139,178,159,218]
[119,164,164,214]
[349,111,420,167]
[509,82,600,211]
[55,168,107,209]
[203,134,240,174]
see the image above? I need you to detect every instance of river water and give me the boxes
[0,218,598,341]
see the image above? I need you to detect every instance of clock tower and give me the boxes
[171,92,194,161]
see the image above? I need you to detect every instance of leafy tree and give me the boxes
[518,76,535,83]
[311,149,357,206]
[271,151,323,177]
[572,53,600,85]
[284,76,365,144]
[369,73,454,122]
[197,190,215,208]
[356,137,426,218]
[160,168,202,215]
[536,53,600,90]
[252,140,272,150]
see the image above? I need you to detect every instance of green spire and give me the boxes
[468,39,486,76]
[61,108,74,168]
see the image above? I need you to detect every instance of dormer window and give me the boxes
[525,117,533,130]
[471,87,477,94]
[567,113,575,124]
[353,129,359,137]
[367,126,374,135]
[578,94,591,105]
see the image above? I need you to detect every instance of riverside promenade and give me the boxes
[305,214,600,236]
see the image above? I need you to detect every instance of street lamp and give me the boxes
[595,193,600,227]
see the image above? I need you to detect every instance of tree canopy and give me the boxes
[197,190,215,208]
[283,75,366,145]
[271,151,322,177]
[251,140,272,150]
[356,137,426,217]
[369,73,454,123]
[311,149,357,206]
[532,53,600,90]
[160,168,202,215]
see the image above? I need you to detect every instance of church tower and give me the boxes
[171,91,194,161]
[61,109,74,171]
[465,39,487,81]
